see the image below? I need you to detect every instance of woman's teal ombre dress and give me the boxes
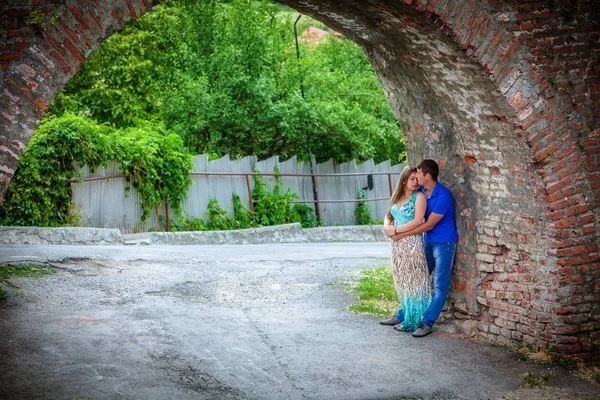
[389,191,432,332]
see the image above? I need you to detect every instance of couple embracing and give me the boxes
[381,159,458,337]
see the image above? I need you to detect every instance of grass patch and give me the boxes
[513,344,600,386]
[522,371,554,387]
[575,364,600,385]
[345,265,398,317]
[515,344,552,363]
[0,263,55,279]
[0,263,55,302]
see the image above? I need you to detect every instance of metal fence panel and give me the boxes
[182,154,210,224]
[73,155,406,232]
[72,161,163,234]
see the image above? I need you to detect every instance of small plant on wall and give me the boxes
[29,9,59,31]
[355,188,380,225]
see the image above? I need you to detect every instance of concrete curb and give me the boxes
[0,224,387,245]
[302,225,386,243]
[0,226,122,245]
[122,223,306,245]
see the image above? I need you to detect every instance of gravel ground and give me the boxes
[0,243,598,400]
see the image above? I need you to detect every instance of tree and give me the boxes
[48,0,405,164]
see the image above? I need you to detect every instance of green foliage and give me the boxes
[0,114,111,226]
[232,193,256,229]
[49,2,181,128]
[515,344,535,361]
[169,169,319,231]
[204,198,234,230]
[0,114,193,226]
[47,0,405,164]
[169,192,258,231]
[355,189,376,225]
[345,265,398,317]
[294,36,406,163]
[166,215,202,232]
[291,203,319,229]
[252,168,307,227]
[112,125,194,221]
[29,9,58,31]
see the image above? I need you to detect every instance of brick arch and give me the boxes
[1,1,599,359]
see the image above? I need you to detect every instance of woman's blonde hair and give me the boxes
[386,166,417,222]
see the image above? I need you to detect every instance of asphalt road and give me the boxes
[0,243,598,400]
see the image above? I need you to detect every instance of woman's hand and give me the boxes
[384,225,396,238]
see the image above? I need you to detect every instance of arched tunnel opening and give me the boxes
[0,0,598,360]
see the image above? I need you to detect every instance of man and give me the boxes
[380,159,458,337]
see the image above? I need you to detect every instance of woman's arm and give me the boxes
[393,192,426,233]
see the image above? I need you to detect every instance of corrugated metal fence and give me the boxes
[72,154,406,233]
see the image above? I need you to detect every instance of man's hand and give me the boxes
[391,231,407,241]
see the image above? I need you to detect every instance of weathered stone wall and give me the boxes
[1,0,599,359]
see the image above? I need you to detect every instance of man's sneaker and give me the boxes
[411,325,433,337]
[379,317,401,325]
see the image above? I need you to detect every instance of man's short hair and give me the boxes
[416,159,439,181]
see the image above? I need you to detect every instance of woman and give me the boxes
[382,166,431,332]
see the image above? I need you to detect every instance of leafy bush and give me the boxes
[232,193,256,229]
[168,169,319,231]
[0,114,111,226]
[204,198,233,230]
[113,125,194,221]
[355,188,376,225]
[0,114,193,226]
[167,216,206,232]
[252,168,304,227]
[291,203,319,228]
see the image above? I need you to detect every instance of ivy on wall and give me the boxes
[0,114,193,226]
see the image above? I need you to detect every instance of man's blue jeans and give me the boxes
[395,240,456,328]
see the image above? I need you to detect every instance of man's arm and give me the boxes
[392,212,444,240]
[394,192,426,233]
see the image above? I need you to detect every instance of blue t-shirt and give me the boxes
[421,182,458,243]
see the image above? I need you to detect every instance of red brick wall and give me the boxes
[1,0,599,359]
[1,0,160,202]
[442,0,600,359]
